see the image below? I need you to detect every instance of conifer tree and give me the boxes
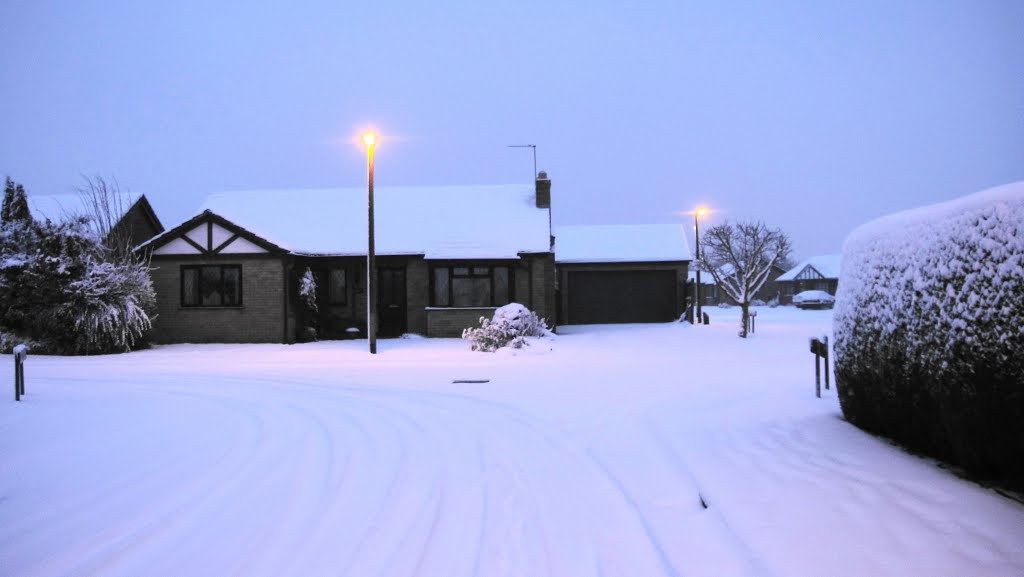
[2,177,32,223]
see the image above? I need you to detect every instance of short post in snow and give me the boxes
[823,335,830,390]
[810,336,829,398]
[749,310,757,334]
[13,344,27,401]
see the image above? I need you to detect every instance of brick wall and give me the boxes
[149,256,287,343]
[426,307,494,337]
[405,256,428,335]
[517,253,556,327]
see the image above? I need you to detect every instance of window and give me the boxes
[182,265,242,307]
[431,265,512,307]
[328,268,347,304]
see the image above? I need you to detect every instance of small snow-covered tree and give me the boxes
[299,268,318,314]
[699,220,792,338]
[298,267,319,341]
[2,177,31,224]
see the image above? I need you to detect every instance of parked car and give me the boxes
[793,290,835,309]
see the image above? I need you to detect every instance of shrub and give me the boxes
[462,303,551,352]
[834,182,1024,490]
[298,268,319,341]
[1,214,155,354]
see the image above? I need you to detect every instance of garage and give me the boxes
[567,270,678,324]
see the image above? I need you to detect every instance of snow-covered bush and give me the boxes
[462,303,551,352]
[299,268,318,314]
[1,209,156,354]
[834,182,1024,490]
[298,268,319,342]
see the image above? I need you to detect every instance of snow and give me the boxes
[834,181,1024,368]
[776,254,841,281]
[554,224,692,263]
[149,185,550,259]
[792,290,835,303]
[2,307,1022,577]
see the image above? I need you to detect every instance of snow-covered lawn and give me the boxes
[2,307,1022,577]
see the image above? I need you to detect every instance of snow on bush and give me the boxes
[462,303,552,352]
[298,268,319,342]
[299,268,318,314]
[833,182,1024,489]
[1,215,156,354]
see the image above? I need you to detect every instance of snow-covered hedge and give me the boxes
[462,303,552,352]
[834,182,1024,489]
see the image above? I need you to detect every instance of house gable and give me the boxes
[794,265,825,281]
[144,210,285,256]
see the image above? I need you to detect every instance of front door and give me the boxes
[377,268,406,337]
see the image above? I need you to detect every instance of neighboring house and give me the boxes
[689,262,787,306]
[554,224,691,325]
[776,254,841,305]
[29,192,164,249]
[138,176,556,343]
[687,270,718,306]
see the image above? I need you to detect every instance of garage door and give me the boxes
[567,270,677,324]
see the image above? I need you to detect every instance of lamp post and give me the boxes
[363,131,377,354]
[694,206,708,325]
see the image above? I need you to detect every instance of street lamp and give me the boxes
[363,131,377,354]
[694,206,709,325]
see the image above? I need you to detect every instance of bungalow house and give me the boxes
[138,175,555,343]
[554,224,691,325]
[29,191,164,249]
[775,254,841,305]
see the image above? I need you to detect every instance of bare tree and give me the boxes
[699,220,792,338]
[75,175,135,262]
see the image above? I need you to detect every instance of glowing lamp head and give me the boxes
[695,207,709,217]
[362,132,376,147]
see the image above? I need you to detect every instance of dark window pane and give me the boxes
[494,267,509,305]
[329,268,346,304]
[472,267,489,276]
[453,267,469,276]
[433,267,450,306]
[222,267,241,306]
[453,277,490,307]
[183,268,198,306]
[201,267,222,306]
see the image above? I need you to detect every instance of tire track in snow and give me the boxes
[12,386,272,577]
[10,365,790,577]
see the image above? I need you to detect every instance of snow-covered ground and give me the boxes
[2,307,1022,577]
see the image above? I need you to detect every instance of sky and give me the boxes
[1,0,1021,260]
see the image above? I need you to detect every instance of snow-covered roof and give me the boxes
[28,192,143,223]
[155,185,550,259]
[777,254,841,281]
[554,224,692,263]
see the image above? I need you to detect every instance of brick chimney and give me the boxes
[535,170,551,209]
